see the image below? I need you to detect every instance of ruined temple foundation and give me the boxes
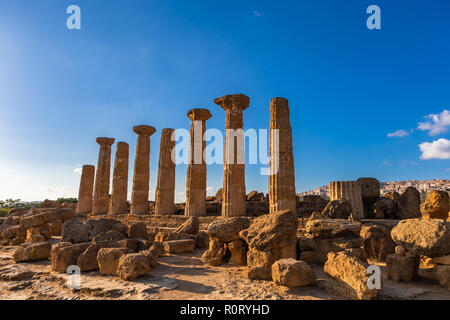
[184,109,212,217]
[329,181,364,220]
[109,142,129,215]
[130,125,156,215]
[76,165,95,214]
[155,128,176,215]
[92,137,115,215]
[268,97,296,214]
[215,94,249,217]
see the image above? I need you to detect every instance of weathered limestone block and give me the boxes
[93,137,115,215]
[386,254,418,283]
[110,142,129,215]
[150,242,165,258]
[41,199,59,208]
[357,177,380,217]
[397,187,421,219]
[373,197,397,219]
[26,224,51,240]
[13,242,52,262]
[437,265,450,290]
[61,219,90,243]
[154,232,195,244]
[164,239,195,254]
[298,195,328,216]
[321,199,351,219]
[2,225,26,239]
[240,210,298,280]
[226,240,247,265]
[174,217,199,235]
[77,243,116,272]
[215,94,249,217]
[128,222,148,239]
[131,125,156,215]
[201,238,225,266]
[117,253,151,280]
[155,128,176,215]
[271,258,315,287]
[268,98,296,214]
[51,243,90,272]
[433,255,450,265]
[305,218,361,239]
[299,236,363,264]
[77,165,95,214]
[360,225,395,261]
[92,230,126,244]
[20,211,59,229]
[185,109,212,217]
[421,190,450,220]
[247,191,264,202]
[85,218,126,240]
[118,239,139,252]
[208,217,250,243]
[391,218,450,257]
[97,247,132,275]
[329,181,364,220]
[324,251,379,300]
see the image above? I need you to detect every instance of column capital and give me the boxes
[187,108,212,121]
[214,94,249,112]
[133,125,156,136]
[96,137,115,146]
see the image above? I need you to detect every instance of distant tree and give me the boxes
[56,197,78,204]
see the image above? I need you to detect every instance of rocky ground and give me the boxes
[1,241,449,300]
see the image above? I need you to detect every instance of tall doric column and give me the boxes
[77,165,95,214]
[110,142,129,215]
[184,109,212,217]
[93,137,115,215]
[214,94,249,217]
[268,98,297,214]
[329,181,364,220]
[155,128,176,215]
[130,125,156,215]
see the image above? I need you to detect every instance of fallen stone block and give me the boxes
[391,219,450,257]
[271,258,315,287]
[117,253,151,280]
[51,243,90,272]
[13,242,52,262]
[97,247,132,275]
[386,254,418,283]
[164,239,195,254]
[324,251,379,300]
[128,222,148,239]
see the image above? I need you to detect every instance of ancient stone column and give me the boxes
[109,142,129,215]
[184,109,212,217]
[93,137,115,215]
[77,165,95,214]
[155,128,176,215]
[356,177,380,217]
[214,94,249,217]
[130,125,156,215]
[268,98,297,214]
[329,181,364,220]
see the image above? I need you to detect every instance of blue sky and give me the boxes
[0,0,449,201]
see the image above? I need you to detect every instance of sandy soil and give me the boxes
[0,245,449,300]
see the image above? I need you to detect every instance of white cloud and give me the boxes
[387,129,409,138]
[418,109,450,136]
[74,167,82,174]
[206,186,216,195]
[253,10,262,17]
[419,138,450,160]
